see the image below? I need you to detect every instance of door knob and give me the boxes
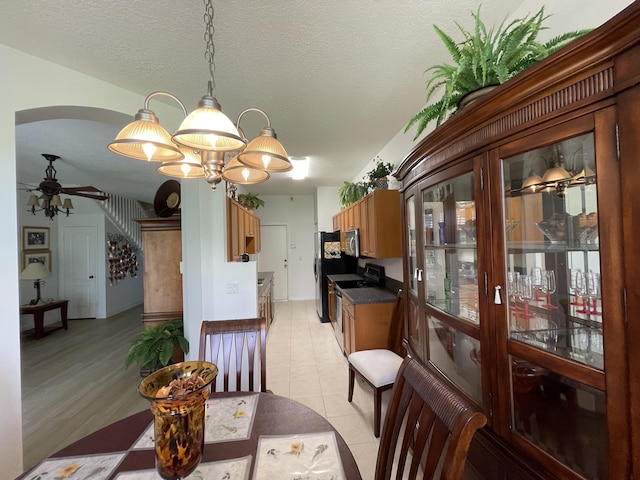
[89,275,94,279]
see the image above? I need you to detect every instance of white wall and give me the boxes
[256,195,317,301]
[316,186,340,232]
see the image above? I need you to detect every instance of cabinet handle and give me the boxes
[494,285,502,304]
[418,269,423,282]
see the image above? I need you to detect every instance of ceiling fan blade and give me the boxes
[61,185,103,193]
[62,190,110,201]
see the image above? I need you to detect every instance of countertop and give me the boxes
[257,271,274,296]
[327,274,397,305]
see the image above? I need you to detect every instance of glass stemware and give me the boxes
[586,271,602,316]
[530,267,542,302]
[507,271,522,312]
[569,268,583,306]
[517,274,534,320]
[540,270,557,309]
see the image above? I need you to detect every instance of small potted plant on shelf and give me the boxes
[125,319,189,376]
[405,6,590,139]
[237,192,265,210]
[338,181,368,207]
[365,157,395,191]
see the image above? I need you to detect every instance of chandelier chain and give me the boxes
[203,0,216,94]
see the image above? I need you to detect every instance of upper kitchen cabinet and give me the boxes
[396,4,640,479]
[227,197,261,261]
[333,189,403,258]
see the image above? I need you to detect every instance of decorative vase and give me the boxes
[139,361,218,480]
[374,177,388,190]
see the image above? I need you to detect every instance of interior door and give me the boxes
[60,225,98,318]
[258,224,288,301]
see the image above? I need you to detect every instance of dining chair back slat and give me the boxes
[375,356,487,480]
[198,317,267,393]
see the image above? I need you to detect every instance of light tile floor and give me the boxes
[267,300,390,480]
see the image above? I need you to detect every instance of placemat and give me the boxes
[24,452,125,480]
[253,431,345,480]
[114,455,252,479]
[133,393,259,449]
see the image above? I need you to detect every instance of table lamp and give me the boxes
[20,261,51,305]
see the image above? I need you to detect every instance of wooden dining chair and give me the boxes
[198,317,268,392]
[375,356,487,480]
[348,289,405,437]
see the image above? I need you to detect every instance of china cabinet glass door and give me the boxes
[420,166,483,405]
[497,123,610,479]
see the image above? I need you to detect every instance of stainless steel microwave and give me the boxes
[344,229,360,257]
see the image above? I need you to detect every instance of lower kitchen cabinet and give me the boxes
[342,294,394,356]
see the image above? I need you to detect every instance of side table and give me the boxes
[20,300,69,339]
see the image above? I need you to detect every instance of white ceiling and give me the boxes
[2,0,526,202]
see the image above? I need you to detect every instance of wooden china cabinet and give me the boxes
[396,4,640,479]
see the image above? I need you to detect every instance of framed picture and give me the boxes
[22,226,50,251]
[23,251,52,272]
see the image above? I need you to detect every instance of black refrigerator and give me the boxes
[314,231,357,322]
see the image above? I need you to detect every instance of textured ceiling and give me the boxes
[3,0,529,201]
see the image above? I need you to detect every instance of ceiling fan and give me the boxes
[20,153,109,219]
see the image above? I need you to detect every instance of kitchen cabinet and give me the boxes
[341,294,394,356]
[332,189,402,258]
[136,216,182,329]
[226,197,261,261]
[328,279,336,327]
[396,6,640,479]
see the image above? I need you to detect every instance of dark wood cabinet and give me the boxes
[395,5,640,479]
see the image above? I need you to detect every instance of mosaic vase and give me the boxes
[139,361,218,479]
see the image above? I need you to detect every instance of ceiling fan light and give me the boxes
[237,127,292,172]
[108,109,184,162]
[50,194,63,207]
[222,155,270,185]
[27,195,40,207]
[62,198,74,209]
[172,94,245,152]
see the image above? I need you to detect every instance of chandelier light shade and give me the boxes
[235,108,291,172]
[222,155,270,185]
[521,169,544,193]
[157,147,205,179]
[542,163,572,185]
[108,108,184,162]
[172,88,246,153]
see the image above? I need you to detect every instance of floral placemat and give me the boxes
[113,455,252,480]
[23,452,125,480]
[133,394,259,449]
[253,431,345,480]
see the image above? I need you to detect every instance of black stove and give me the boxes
[335,263,385,289]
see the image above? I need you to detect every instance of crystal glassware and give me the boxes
[530,267,542,302]
[517,274,534,320]
[569,268,583,306]
[507,271,522,312]
[540,270,557,309]
[585,271,602,316]
[139,361,218,480]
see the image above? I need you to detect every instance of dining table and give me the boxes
[18,391,362,480]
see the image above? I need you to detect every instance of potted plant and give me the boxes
[237,192,265,210]
[405,6,590,139]
[338,181,368,207]
[365,158,395,191]
[125,319,189,375]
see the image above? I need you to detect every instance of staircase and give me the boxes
[98,194,152,250]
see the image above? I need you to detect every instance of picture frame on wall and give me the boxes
[22,226,50,251]
[22,251,52,272]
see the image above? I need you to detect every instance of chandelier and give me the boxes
[108,0,292,189]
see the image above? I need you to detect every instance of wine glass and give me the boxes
[585,271,601,316]
[574,271,590,314]
[530,267,542,302]
[540,270,557,309]
[517,274,534,320]
[507,271,522,312]
[569,268,583,306]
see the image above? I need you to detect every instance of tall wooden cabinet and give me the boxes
[396,5,640,479]
[136,216,183,329]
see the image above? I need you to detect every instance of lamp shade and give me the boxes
[108,109,184,162]
[27,195,40,207]
[237,127,292,172]
[542,164,571,184]
[172,94,245,152]
[20,261,51,280]
[62,198,74,209]
[521,169,544,193]
[222,156,270,185]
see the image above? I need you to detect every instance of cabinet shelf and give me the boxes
[506,241,599,254]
